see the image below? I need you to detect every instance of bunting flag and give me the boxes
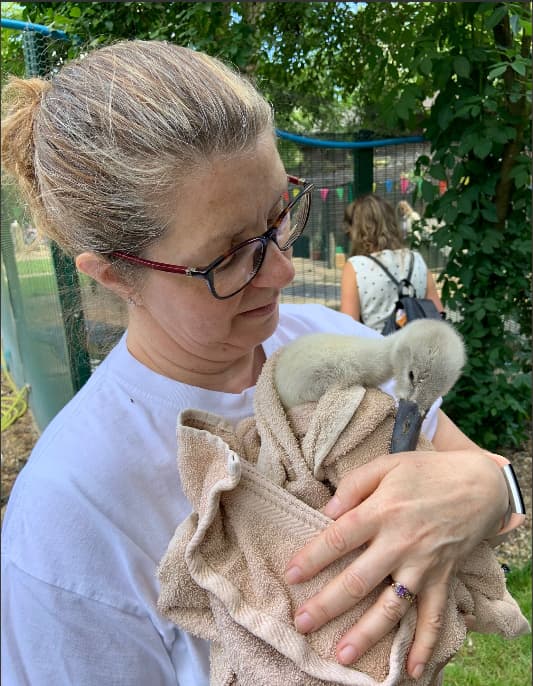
[347,185,354,202]
[320,188,330,201]
[372,182,376,193]
[439,180,447,195]
[416,178,423,192]
[336,187,344,201]
[283,191,290,203]
[385,179,393,193]
[400,177,409,194]
[292,188,300,198]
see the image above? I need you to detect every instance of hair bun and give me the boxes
[1,77,51,194]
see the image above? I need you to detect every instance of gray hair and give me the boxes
[1,40,274,258]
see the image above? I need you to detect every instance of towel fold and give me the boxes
[158,349,529,686]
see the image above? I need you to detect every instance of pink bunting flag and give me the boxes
[320,188,330,202]
[400,177,409,194]
[283,191,290,203]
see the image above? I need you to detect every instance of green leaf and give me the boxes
[488,63,508,79]
[485,5,508,30]
[437,107,454,129]
[429,163,447,181]
[510,60,527,76]
[419,56,432,75]
[473,138,492,159]
[421,180,436,203]
[457,196,473,215]
[453,55,471,78]
[519,17,532,36]
[69,6,81,18]
[481,206,498,222]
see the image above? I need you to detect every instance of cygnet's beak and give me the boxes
[391,399,424,453]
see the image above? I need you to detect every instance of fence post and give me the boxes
[352,130,374,198]
[22,30,92,391]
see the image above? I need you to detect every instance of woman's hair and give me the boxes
[1,40,273,260]
[343,194,405,256]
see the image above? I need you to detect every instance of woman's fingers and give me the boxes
[335,572,421,666]
[286,456,402,583]
[292,549,400,634]
[334,573,451,678]
[322,455,397,519]
[285,501,378,585]
[405,577,451,679]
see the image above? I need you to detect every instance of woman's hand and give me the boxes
[284,446,508,680]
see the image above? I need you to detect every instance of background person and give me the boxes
[340,194,444,332]
[396,199,421,238]
[1,40,514,686]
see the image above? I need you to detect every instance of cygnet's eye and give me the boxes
[408,370,415,384]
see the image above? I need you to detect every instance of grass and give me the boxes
[15,258,93,298]
[18,273,57,297]
[443,562,531,686]
[16,257,54,275]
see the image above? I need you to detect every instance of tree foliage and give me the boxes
[2,1,531,448]
[409,2,531,448]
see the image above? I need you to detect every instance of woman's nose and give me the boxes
[251,241,295,290]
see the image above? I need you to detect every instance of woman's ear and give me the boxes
[75,252,135,302]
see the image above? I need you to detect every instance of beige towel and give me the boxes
[158,350,529,686]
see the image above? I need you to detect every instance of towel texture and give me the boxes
[158,349,529,686]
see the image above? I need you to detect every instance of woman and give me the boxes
[1,41,517,685]
[341,194,444,332]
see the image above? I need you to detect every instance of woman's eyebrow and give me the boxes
[216,183,288,247]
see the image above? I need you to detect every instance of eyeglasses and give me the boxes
[110,174,314,299]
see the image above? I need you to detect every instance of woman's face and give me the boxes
[129,131,295,369]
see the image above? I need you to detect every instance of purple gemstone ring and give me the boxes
[390,580,417,604]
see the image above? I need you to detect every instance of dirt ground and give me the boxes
[1,371,531,569]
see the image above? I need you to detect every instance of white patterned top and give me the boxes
[347,249,428,333]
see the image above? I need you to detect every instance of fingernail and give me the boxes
[323,495,342,518]
[294,611,314,633]
[285,565,302,584]
[412,663,425,679]
[338,644,358,664]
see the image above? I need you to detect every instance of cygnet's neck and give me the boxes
[338,336,394,388]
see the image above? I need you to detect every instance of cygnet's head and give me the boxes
[389,319,465,412]
[388,319,465,452]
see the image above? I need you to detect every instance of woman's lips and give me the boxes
[240,301,278,317]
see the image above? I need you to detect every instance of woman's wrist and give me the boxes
[481,451,526,537]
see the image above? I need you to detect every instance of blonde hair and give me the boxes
[1,40,273,259]
[343,194,405,256]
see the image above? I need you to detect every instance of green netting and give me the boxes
[1,184,75,430]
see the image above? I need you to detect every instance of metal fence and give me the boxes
[1,21,445,431]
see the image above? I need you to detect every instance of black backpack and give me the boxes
[366,252,442,336]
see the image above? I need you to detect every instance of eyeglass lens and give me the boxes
[211,186,310,298]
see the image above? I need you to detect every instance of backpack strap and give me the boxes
[400,251,417,297]
[406,251,415,282]
[366,254,401,287]
[367,252,418,298]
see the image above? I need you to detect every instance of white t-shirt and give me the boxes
[1,304,441,686]
[348,249,428,333]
